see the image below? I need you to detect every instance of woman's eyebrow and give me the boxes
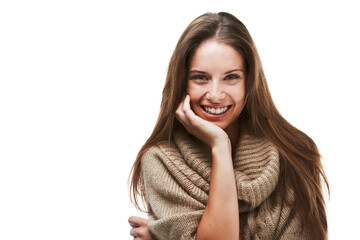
[189,69,243,74]
[224,69,243,74]
[189,70,207,74]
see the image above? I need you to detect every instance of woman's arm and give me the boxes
[196,141,239,240]
[176,95,239,240]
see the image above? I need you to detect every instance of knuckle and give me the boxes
[140,218,148,226]
[175,108,183,114]
[190,121,198,128]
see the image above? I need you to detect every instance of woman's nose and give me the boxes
[206,82,225,103]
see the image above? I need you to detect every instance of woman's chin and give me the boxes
[212,122,229,130]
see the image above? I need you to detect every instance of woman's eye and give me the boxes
[225,74,240,80]
[191,75,208,81]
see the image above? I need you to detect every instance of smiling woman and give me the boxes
[128,12,328,240]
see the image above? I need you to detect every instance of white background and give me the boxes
[1,0,359,239]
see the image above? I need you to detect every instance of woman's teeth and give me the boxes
[203,106,229,115]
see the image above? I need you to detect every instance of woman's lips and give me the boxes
[201,105,230,115]
[200,105,232,119]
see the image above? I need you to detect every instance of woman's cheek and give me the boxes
[190,100,199,113]
[188,87,205,100]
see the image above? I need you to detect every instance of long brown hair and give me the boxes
[129,12,329,239]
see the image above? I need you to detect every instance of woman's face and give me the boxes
[187,39,246,130]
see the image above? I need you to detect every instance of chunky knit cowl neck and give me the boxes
[141,129,308,240]
[170,129,280,212]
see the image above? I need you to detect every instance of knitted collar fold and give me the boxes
[157,129,280,212]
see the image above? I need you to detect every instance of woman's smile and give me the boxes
[201,105,231,115]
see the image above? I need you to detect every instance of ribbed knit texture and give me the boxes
[141,129,310,240]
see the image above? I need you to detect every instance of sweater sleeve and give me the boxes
[141,147,205,240]
[278,219,310,240]
[274,204,312,240]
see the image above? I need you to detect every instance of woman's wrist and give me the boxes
[211,136,232,155]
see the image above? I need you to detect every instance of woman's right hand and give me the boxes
[128,216,155,240]
[175,95,230,149]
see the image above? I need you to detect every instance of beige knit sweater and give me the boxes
[141,129,310,240]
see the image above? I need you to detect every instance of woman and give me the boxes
[128,12,328,240]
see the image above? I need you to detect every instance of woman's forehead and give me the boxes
[189,40,244,73]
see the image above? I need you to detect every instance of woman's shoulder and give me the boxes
[142,139,178,160]
[141,139,181,171]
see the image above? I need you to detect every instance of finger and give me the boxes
[129,222,138,228]
[183,95,194,115]
[132,216,148,226]
[176,111,192,132]
[176,95,199,135]
[182,95,190,112]
[131,227,149,239]
[130,228,138,237]
[128,216,146,227]
[176,112,192,133]
[176,97,191,126]
[181,95,194,124]
[175,96,186,117]
[182,95,200,124]
[175,107,185,122]
[177,95,202,133]
[128,216,140,227]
